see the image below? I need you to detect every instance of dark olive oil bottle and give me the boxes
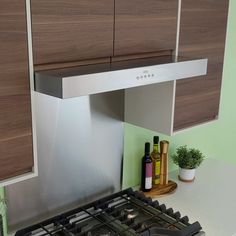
[141,142,153,192]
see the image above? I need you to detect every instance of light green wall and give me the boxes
[0,188,7,236]
[123,0,236,189]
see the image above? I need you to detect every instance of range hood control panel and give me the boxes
[136,70,155,80]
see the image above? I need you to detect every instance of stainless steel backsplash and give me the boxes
[6,90,124,229]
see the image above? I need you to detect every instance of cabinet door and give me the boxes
[114,0,178,56]
[174,0,229,131]
[31,0,114,66]
[0,0,33,181]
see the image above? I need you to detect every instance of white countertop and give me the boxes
[157,158,236,236]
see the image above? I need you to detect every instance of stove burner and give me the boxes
[127,212,138,220]
[124,207,134,213]
[122,208,138,220]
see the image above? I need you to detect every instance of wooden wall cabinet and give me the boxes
[0,0,34,184]
[174,0,229,131]
[31,0,115,66]
[31,0,178,68]
[114,0,178,56]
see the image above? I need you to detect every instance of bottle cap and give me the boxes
[145,142,150,153]
[153,136,159,144]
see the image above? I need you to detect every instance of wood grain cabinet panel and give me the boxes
[174,0,229,131]
[0,0,33,181]
[0,135,33,181]
[31,0,114,66]
[114,0,178,56]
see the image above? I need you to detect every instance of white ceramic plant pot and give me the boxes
[179,168,196,182]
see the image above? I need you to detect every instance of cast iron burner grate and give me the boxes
[15,188,202,236]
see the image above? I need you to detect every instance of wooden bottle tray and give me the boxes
[142,180,177,198]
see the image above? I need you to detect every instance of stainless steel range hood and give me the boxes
[35,57,208,99]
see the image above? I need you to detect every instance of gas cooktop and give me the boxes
[15,188,204,236]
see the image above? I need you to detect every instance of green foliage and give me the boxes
[171,145,204,169]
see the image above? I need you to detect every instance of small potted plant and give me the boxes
[171,145,204,182]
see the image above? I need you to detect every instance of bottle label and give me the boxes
[145,163,152,189]
[154,161,161,185]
